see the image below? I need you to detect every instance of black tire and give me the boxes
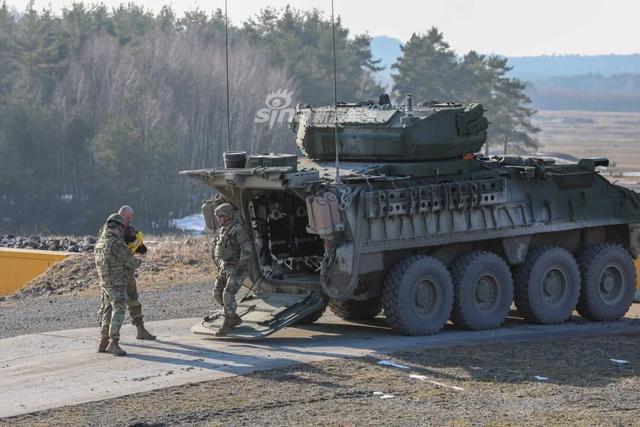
[328,297,383,320]
[296,303,327,324]
[382,255,454,336]
[450,251,514,330]
[577,244,636,321]
[514,246,581,324]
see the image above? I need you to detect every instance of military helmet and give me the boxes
[106,213,126,226]
[214,203,235,218]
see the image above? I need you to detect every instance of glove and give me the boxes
[136,244,148,255]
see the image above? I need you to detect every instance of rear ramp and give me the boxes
[191,291,326,339]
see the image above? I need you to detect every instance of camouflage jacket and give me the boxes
[98,223,147,254]
[95,229,142,288]
[213,220,252,266]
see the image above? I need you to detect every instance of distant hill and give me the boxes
[369,38,640,111]
[507,54,640,81]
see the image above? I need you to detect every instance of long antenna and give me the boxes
[224,0,231,152]
[331,0,341,185]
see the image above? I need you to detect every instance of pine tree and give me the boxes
[391,27,539,154]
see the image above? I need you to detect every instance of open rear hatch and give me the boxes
[191,291,326,339]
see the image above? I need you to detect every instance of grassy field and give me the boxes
[534,110,640,174]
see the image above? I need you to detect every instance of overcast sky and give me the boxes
[7,0,639,56]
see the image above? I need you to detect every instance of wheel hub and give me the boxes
[473,273,500,312]
[413,277,440,318]
[541,267,568,306]
[598,263,625,305]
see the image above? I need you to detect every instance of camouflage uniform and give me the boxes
[213,210,253,319]
[95,227,142,341]
[98,223,146,326]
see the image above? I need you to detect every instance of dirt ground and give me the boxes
[4,332,639,426]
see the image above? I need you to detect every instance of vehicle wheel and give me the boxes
[296,303,327,324]
[450,251,513,330]
[328,297,383,320]
[577,244,636,321]
[514,246,581,324]
[382,255,454,336]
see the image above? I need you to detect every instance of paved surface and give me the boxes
[0,282,212,339]
[1,314,640,419]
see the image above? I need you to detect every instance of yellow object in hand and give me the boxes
[127,231,144,253]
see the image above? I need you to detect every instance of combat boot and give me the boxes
[105,340,127,356]
[97,337,110,353]
[135,322,156,340]
[214,316,236,337]
[98,325,110,353]
[230,313,243,328]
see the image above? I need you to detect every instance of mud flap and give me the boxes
[191,292,326,339]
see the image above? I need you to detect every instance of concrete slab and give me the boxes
[1,315,639,419]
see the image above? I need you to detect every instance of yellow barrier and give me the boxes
[636,258,640,302]
[0,248,76,296]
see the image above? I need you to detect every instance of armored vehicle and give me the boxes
[182,97,640,338]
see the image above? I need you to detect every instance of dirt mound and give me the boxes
[14,236,215,298]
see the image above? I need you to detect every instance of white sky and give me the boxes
[7,0,639,56]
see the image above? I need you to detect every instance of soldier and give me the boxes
[95,214,142,356]
[97,206,155,340]
[212,203,253,336]
[117,205,156,340]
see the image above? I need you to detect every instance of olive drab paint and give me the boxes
[182,98,640,338]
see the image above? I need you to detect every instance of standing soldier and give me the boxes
[95,214,142,356]
[117,205,156,340]
[97,206,155,340]
[212,203,253,336]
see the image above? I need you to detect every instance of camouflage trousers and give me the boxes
[100,285,127,340]
[124,271,144,325]
[98,272,144,329]
[213,263,247,317]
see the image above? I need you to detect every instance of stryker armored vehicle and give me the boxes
[182,96,640,338]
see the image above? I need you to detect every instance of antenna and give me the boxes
[224,0,231,152]
[330,0,341,185]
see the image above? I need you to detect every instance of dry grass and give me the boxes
[535,110,640,166]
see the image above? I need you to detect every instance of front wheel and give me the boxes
[514,246,581,324]
[577,244,636,321]
[382,255,454,336]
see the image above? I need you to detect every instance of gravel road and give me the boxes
[4,332,639,425]
[0,282,212,339]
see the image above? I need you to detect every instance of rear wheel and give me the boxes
[577,244,636,321]
[296,302,327,324]
[450,251,513,330]
[382,255,454,336]
[514,246,581,324]
[329,297,383,320]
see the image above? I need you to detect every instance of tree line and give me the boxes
[0,3,537,234]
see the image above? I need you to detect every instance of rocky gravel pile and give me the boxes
[0,234,96,252]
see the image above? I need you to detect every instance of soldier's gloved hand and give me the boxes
[136,244,148,255]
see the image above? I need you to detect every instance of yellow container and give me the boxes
[0,248,75,296]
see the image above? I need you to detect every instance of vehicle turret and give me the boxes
[289,98,488,162]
